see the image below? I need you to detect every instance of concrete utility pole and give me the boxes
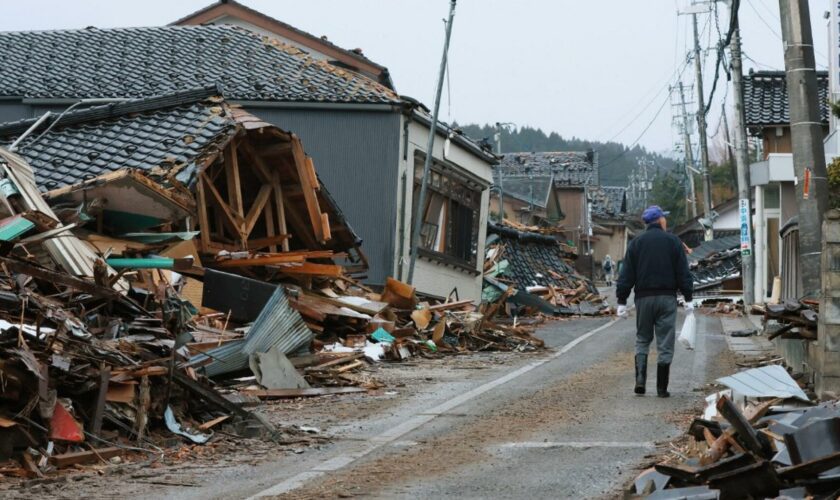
[778,0,830,295]
[407,0,457,285]
[692,12,714,240]
[729,18,756,306]
[676,82,699,218]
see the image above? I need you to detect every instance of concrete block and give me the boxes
[824,221,840,243]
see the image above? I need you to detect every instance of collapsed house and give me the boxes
[688,235,742,296]
[0,24,497,300]
[483,221,608,316]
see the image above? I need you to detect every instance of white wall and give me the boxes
[393,117,493,301]
[714,205,740,231]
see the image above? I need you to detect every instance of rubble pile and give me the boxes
[634,364,840,499]
[483,221,609,316]
[751,299,818,342]
[0,92,546,477]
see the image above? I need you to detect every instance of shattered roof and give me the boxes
[743,70,829,127]
[590,186,627,219]
[497,151,598,187]
[689,235,741,290]
[0,25,399,104]
[487,222,597,294]
[0,87,234,190]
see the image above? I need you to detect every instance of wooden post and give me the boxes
[196,176,211,251]
[90,364,110,436]
[273,176,290,252]
[135,375,150,442]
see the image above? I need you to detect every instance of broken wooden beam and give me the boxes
[49,447,122,468]
[241,387,366,399]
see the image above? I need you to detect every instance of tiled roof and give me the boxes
[743,70,829,127]
[497,151,598,187]
[590,186,627,219]
[0,25,399,104]
[688,235,741,290]
[0,88,233,190]
[488,222,597,293]
[171,0,392,88]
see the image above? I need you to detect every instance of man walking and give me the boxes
[616,206,693,398]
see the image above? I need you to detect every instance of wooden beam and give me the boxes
[273,175,290,252]
[241,387,366,399]
[263,197,278,253]
[290,136,326,242]
[278,262,344,277]
[90,365,110,436]
[200,172,243,237]
[50,447,122,468]
[238,140,275,183]
[224,141,245,219]
[243,184,273,237]
[195,176,212,251]
[216,250,335,268]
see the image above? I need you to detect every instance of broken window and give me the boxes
[412,154,482,267]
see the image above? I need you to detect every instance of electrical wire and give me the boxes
[744,0,828,67]
[599,90,672,169]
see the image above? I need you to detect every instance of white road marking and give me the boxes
[499,441,656,449]
[246,317,621,499]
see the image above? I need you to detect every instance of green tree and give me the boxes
[649,171,689,226]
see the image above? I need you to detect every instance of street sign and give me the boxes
[739,198,752,257]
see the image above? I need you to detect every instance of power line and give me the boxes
[599,90,673,169]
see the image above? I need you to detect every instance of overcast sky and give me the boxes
[0,0,830,156]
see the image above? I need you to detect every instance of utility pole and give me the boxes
[676,81,699,218]
[778,0,830,295]
[729,11,756,306]
[407,0,457,285]
[692,12,714,240]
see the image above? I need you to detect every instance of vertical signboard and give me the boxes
[739,198,752,257]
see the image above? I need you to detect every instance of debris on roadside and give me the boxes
[0,91,548,479]
[750,299,819,342]
[632,363,840,499]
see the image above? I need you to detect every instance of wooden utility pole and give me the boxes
[692,12,714,240]
[778,0,830,296]
[729,11,756,306]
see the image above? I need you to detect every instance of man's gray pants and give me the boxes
[635,295,678,365]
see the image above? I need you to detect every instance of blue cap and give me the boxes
[642,205,670,224]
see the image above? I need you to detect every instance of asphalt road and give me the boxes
[243,308,734,499]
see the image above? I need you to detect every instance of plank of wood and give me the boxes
[333,360,364,374]
[273,177,290,252]
[263,195,277,253]
[717,395,764,456]
[90,365,110,436]
[428,299,475,311]
[198,415,231,431]
[243,184,274,237]
[242,387,366,399]
[217,254,306,267]
[50,447,122,468]
[225,141,244,219]
[290,136,325,242]
[279,262,344,278]
[200,172,243,236]
[320,212,331,241]
[305,353,364,371]
[195,178,212,251]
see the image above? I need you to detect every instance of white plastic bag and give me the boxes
[678,311,697,350]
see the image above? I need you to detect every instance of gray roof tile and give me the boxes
[743,70,829,127]
[497,151,598,187]
[0,25,398,104]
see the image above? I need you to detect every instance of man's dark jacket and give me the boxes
[616,223,693,305]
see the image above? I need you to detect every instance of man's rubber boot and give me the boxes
[657,363,671,398]
[634,354,647,395]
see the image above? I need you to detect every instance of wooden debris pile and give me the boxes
[634,365,840,499]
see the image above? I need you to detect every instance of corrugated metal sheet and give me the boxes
[193,286,312,377]
[717,365,809,402]
[249,107,401,285]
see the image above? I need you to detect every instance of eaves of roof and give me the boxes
[404,100,498,165]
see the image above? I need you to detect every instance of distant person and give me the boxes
[615,206,693,398]
[602,255,615,286]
